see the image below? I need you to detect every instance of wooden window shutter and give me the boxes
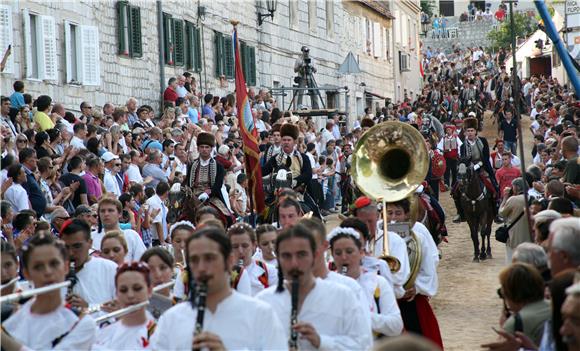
[129,6,142,57]
[173,19,184,66]
[40,15,57,81]
[0,4,13,74]
[214,31,223,77]
[223,35,234,79]
[185,21,193,69]
[80,25,101,85]
[248,46,256,86]
[194,26,202,72]
[163,13,173,65]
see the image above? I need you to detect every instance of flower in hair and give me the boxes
[169,221,195,237]
[326,227,361,242]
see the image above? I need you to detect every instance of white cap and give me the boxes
[218,145,230,156]
[101,152,119,163]
[468,112,476,117]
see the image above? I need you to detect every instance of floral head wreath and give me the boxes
[326,227,361,243]
[169,221,195,238]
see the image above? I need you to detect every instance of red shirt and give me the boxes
[163,87,178,103]
[495,166,521,195]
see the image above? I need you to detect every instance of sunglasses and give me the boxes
[17,139,27,143]
[84,106,93,109]
[114,163,122,167]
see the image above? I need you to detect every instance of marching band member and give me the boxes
[353,197,410,298]
[256,224,369,350]
[278,196,304,229]
[168,221,195,269]
[150,227,286,350]
[253,224,278,267]
[100,231,128,266]
[93,197,146,261]
[386,199,443,349]
[140,247,175,300]
[298,218,373,349]
[93,262,156,350]
[2,233,96,350]
[1,241,21,297]
[61,219,117,313]
[226,222,278,296]
[328,226,404,337]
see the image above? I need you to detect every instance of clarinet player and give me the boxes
[150,227,286,350]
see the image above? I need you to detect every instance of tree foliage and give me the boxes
[421,0,435,17]
[488,12,536,51]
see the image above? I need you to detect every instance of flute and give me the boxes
[87,280,176,314]
[288,274,299,350]
[0,281,71,304]
[94,301,149,324]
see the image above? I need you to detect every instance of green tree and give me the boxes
[421,0,435,17]
[488,12,536,51]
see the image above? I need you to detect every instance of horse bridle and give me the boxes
[458,165,487,212]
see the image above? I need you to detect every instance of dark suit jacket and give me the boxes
[185,159,226,204]
[262,152,312,188]
[460,136,495,179]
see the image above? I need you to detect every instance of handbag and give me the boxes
[495,211,525,243]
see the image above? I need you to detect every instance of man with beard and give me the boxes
[151,227,286,350]
[257,224,369,350]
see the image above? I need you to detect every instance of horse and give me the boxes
[167,183,200,225]
[456,161,495,262]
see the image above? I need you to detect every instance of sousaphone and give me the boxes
[352,121,428,283]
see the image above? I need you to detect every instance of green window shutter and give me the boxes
[215,31,224,77]
[248,46,256,86]
[185,21,193,69]
[240,41,247,79]
[173,19,184,66]
[163,13,173,65]
[224,35,234,79]
[129,6,142,57]
[194,26,202,72]
[116,1,128,55]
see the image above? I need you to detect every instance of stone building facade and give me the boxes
[0,0,421,124]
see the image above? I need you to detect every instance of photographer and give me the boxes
[499,178,532,263]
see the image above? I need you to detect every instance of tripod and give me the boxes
[288,63,326,111]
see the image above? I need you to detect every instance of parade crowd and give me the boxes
[0,40,579,351]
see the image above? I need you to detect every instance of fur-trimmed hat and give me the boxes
[360,118,375,129]
[463,117,478,130]
[197,132,216,147]
[280,123,299,140]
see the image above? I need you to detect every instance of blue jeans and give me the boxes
[505,141,517,155]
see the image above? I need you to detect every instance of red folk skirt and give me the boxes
[398,294,444,350]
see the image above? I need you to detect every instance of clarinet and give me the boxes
[67,262,77,297]
[289,274,299,350]
[191,278,208,351]
[340,265,348,275]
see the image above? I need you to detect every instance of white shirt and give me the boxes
[324,271,373,349]
[257,278,369,350]
[176,85,189,98]
[242,259,278,296]
[126,164,144,183]
[94,318,156,350]
[357,271,404,336]
[4,299,97,350]
[70,135,86,149]
[252,249,278,268]
[151,291,287,350]
[320,129,334,152]
[92,228,146,261]
[306,152,319,179]
[371,226,411,298]
[4,183,30,212]
[146,194,167,241]
[103,169,121,197]
[73,257,117,307]
[412,222,440,297]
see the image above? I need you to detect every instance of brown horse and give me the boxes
[456,162,495,262]
[167,184,200,225]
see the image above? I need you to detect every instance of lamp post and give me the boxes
[506,0,533,237]
[258,0,278,26]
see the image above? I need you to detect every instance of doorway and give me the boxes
[529,56,551,78]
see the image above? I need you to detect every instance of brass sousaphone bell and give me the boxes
[351,121,429,273]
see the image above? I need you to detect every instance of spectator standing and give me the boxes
[163,77,179,105]
[59,155,89,208]
[145,181,170,246]
[82,157,103,205]
[33,95,55,131]
[499,109,518,155]
[102,152,122,196]
[4,164,30,212]
[19,148,46,217]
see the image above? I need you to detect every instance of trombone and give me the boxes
[0,281,71,304]
[351,121,429,273]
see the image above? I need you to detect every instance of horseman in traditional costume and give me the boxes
[452,117,499,223]
[185,132,234,226]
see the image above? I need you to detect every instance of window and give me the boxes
[64,22,101,85]
[399,51,410,71]
[185,21,202,72]
[163,13,174,65]
[214,31,233,79]
[365,19,372,55]
[325,0,334,37]
[372,22,381,58]
[116,1,142,58]
[385,27,391,60]
[23,10,57,80]
[0,4,13,74]
[308,0,316,32]
[240,41,256,86]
